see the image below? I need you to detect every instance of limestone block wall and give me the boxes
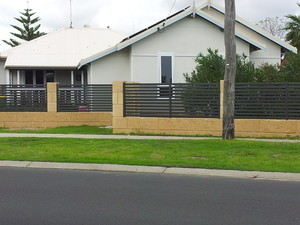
[236,119,300,138]
[0,82,112,129]
[113,116,222,136]
[1,81,300,137]
[0,112,112,129]
[113,81,300,138]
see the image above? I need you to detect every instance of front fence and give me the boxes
[0,85,47,112]
[57,84,112,112]
[124,83,220,118]
[235,82,300,119]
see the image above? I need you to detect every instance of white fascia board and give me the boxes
[235,33,266,50]
[195,10,266,50]
[204,1,297,53]
[5,64,78,70]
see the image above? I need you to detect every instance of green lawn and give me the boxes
[0,137,299,173]
[0,126,113,135]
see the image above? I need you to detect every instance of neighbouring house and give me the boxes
[0,26,125,85]
[0,0,296,85]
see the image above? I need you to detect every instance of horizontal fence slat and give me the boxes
[0,85,47,112]
[124,83,220,118]
[235,82,300,119]
[57,84,112,112]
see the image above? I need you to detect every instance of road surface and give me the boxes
[0,167,299,225]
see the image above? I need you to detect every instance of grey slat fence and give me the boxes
[124,83,220,118]
[235,82,300,119]
[0,84,47,112]
[57,84,112,112]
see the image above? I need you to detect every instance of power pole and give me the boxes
[222,0,236,139]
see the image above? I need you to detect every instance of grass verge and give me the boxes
[0,126,113,135]
[0,137,299,173]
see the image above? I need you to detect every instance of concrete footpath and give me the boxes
[0,133,300,182]
[1,132,300,142]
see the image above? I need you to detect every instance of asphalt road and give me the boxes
[0,168,299,225]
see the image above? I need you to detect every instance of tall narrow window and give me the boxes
[159,54,174,97]
[161,56,172,84]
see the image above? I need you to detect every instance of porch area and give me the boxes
[5,68,88,85]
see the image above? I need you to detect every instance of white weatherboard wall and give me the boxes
[90,49,131,84]
[130,17,250,83]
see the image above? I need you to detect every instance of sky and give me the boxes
[0,0,300,51]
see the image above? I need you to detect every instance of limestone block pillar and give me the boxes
[113,81,129,133]
[113,81,124,117]
[47,82,58,112]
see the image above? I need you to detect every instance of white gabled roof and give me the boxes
[3,27,125,69]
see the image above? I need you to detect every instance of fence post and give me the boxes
[47,82,58,112]
[169,82,172,118]
[113,81,125,118]
[220,80,224,119]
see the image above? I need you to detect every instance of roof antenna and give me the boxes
[192,0,196,18]
[69,0,73,28]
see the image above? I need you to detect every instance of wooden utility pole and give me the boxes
[222,0,236,139]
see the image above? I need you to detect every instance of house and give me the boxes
[0,27,125,85]
[0,0,296,85]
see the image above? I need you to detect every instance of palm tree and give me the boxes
[284,3,300,50]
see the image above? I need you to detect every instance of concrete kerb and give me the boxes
[0,160,300,182]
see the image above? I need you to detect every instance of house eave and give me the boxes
[5,65,79,70]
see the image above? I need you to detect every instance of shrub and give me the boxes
[184,48,225,83]
[280,52,300,82]
[184,48,300,83]
[255,63,284,82]
[184,49,258,83]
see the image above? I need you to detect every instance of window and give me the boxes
[160,56,173,84]
[159,54,174,97]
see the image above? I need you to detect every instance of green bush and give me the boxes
[184,48,225,83]
[184,49,258,83]
[184,48,300,83]
[280,52,300,82]
[255,63,284,82]
[236,54,257,82]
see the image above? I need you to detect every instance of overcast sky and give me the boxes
[1,0,300,51]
